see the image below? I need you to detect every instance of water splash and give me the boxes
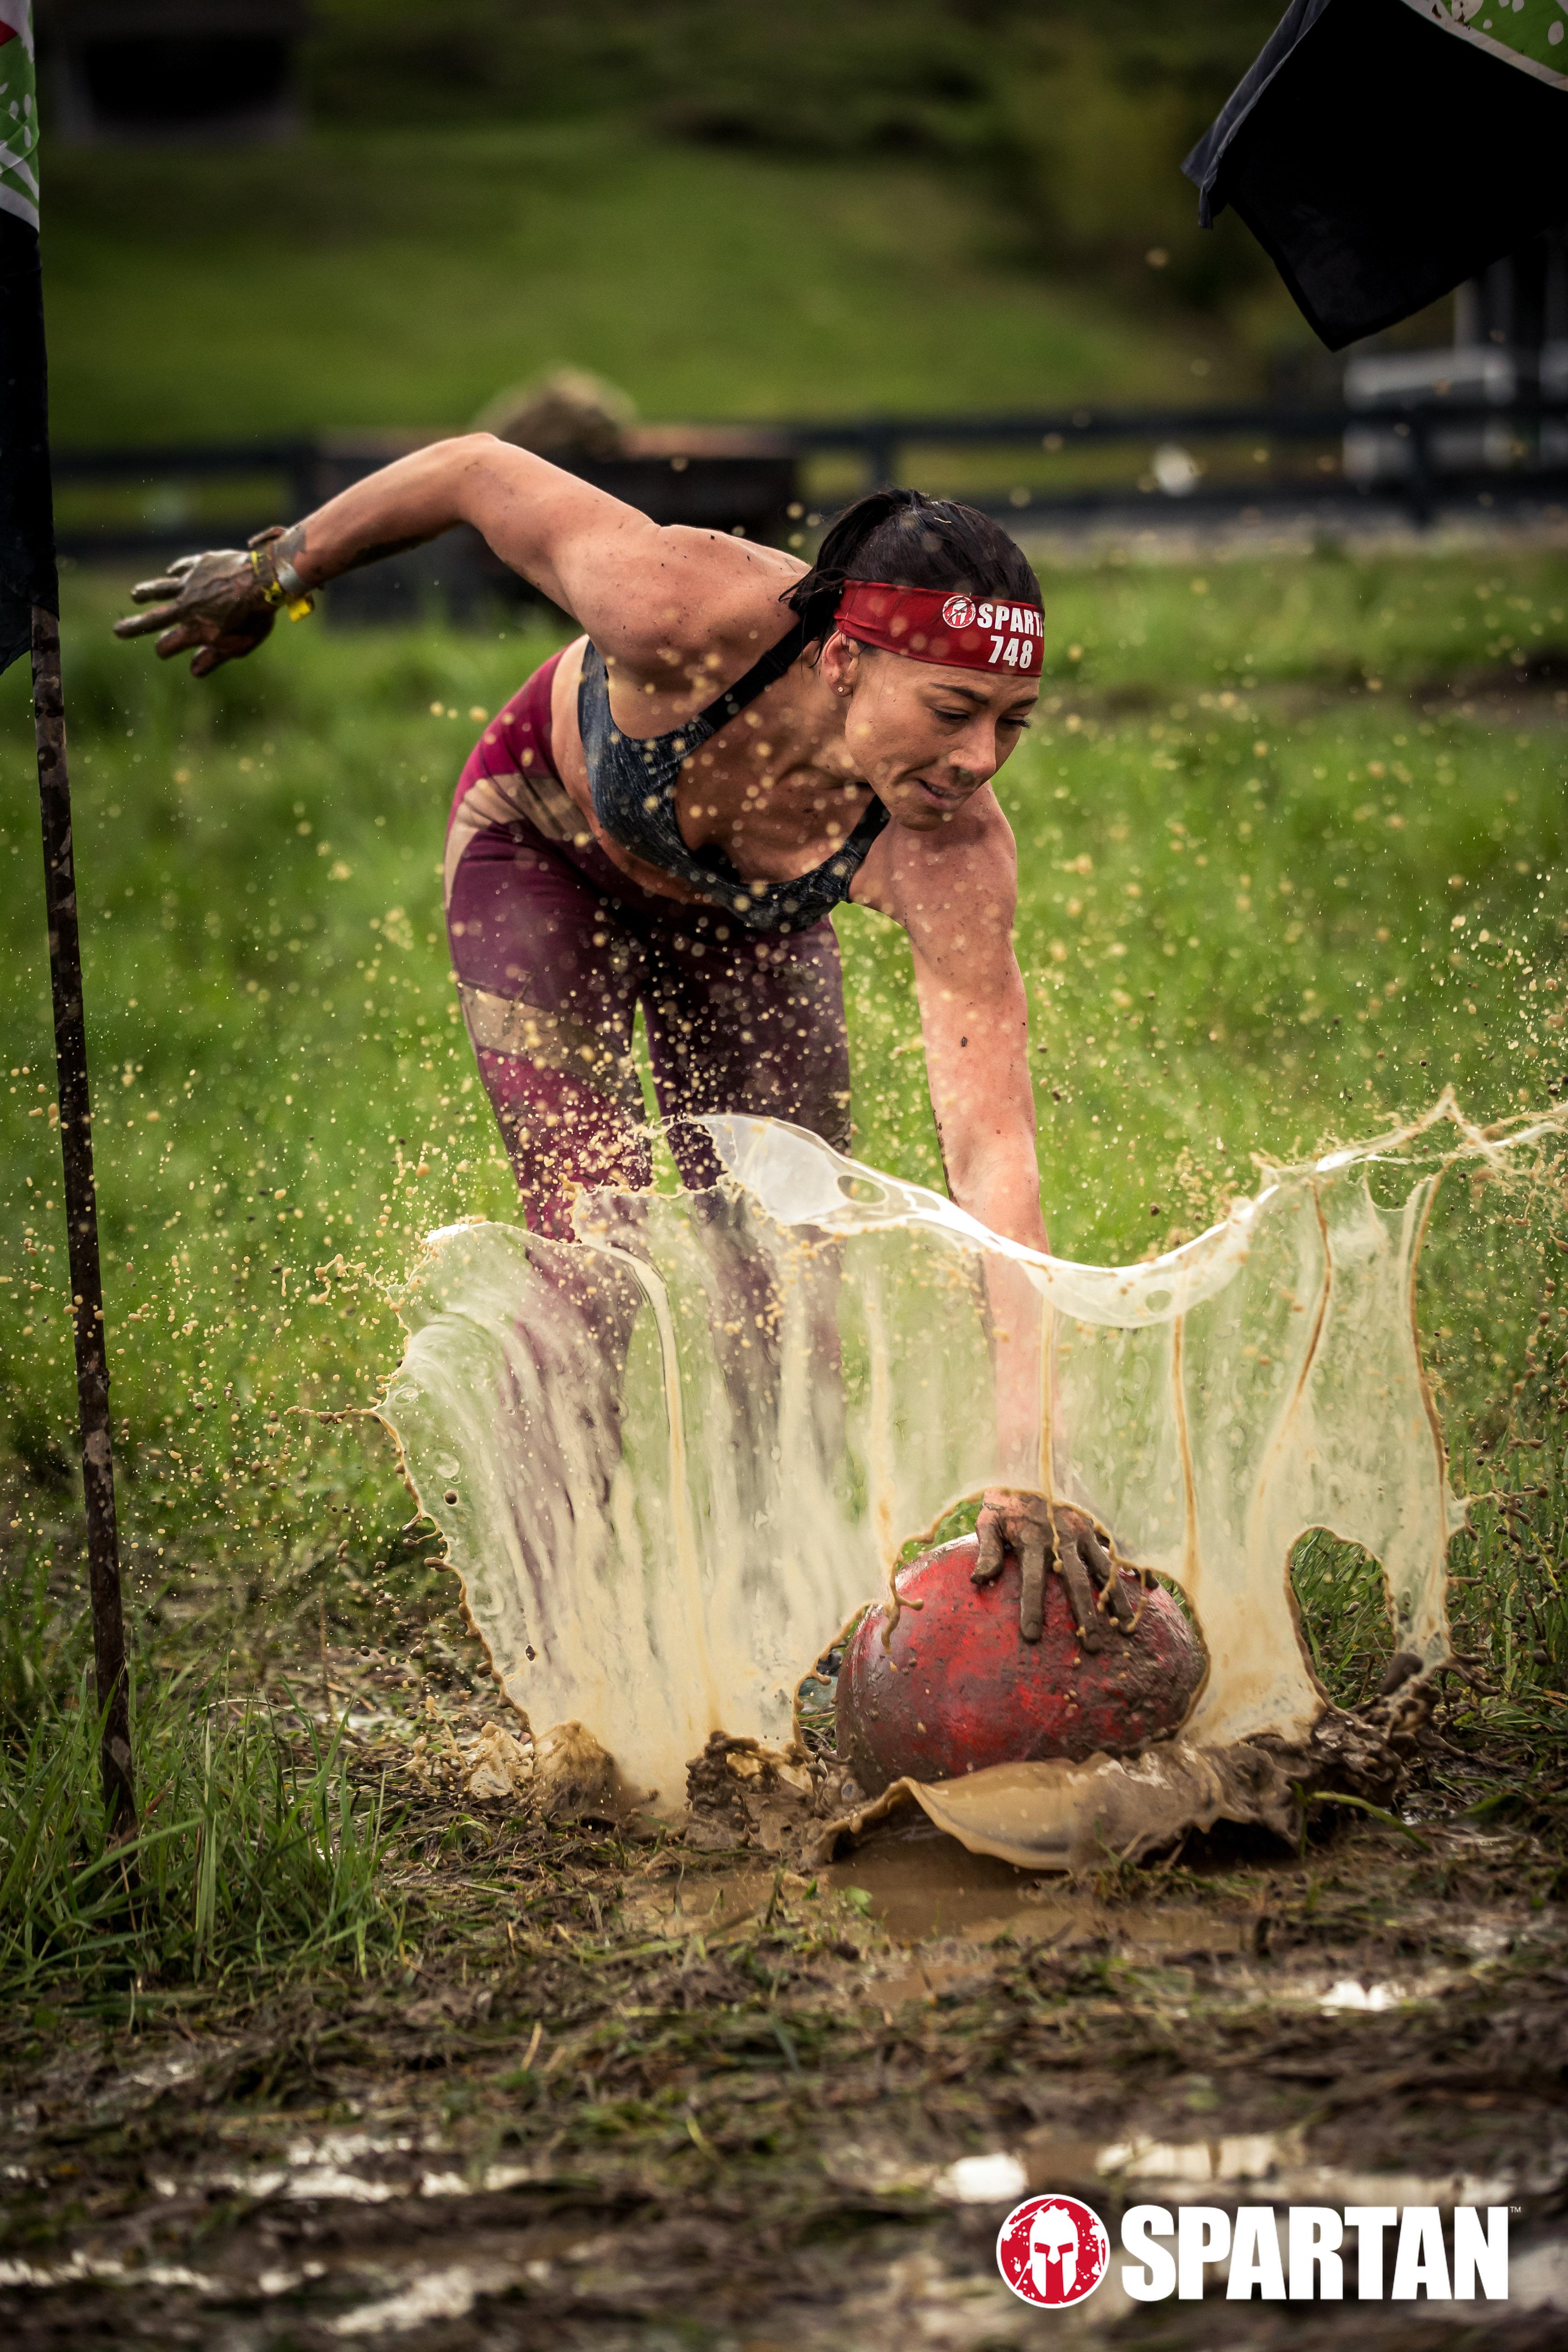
[377,1092,1564,1852]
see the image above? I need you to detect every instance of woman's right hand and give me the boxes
[973,1490,1137,1650]
[112,547,278,676]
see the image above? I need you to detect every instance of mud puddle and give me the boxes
[925,2126,1558,2214]
[822,1829,1255,1953]
[627,1824,1258,1954]
[5,1787,1567,2349]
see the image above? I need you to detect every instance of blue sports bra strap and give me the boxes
[578,612,883,933]
[697,615,813,731]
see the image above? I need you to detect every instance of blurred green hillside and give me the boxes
[43,125,1229,444]
[41,0,1313,444]
[300,0,1280,316]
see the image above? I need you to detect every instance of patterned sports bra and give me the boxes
[577,619,888,935]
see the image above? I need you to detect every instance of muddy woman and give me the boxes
[115,459,1125,1638]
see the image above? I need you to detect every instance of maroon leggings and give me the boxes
[445,654,853,1237]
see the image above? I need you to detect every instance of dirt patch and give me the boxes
[3,1663,1566,2351]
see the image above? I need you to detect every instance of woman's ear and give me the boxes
[819,631,862,701]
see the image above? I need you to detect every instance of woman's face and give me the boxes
[820,634,1038,831]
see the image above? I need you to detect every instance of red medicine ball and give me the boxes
[835,1533,1205,1797]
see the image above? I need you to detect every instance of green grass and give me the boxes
[0,543,1565,1926]
[844,548,1568,1230]
[40,121,1225,446]
[0,551,1564,1539]
[0,1633,402,2003]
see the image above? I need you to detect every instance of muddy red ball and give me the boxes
[835,1534,1205,1796]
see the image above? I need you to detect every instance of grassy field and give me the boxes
[0,541,1562,1684]
[3,542,1566,2340]
[41,122,1229,448]
[1,551,1566,1557]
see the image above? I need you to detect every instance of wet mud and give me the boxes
[3,1740,1565,2351]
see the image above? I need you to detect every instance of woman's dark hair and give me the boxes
[782,486,1040,646]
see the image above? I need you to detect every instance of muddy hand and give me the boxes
[973,1490,1136,1651]
[113,544,277,677]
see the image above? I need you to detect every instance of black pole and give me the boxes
[29,605,134,1833]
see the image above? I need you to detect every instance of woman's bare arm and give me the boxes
[877,804,1128,1640]
[115,435,794,677]
[901,829,1135,1642]
[880,800,1045,1252]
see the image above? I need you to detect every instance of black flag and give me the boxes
[0,0,54,676]
[1184,0,1568,351]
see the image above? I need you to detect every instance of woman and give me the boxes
[116,446,1125,1643]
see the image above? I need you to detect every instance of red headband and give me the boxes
[833,579,1044,677]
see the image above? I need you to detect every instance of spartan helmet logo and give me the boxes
[997,2192,1108,2308]
[1029,2204,1082,2298]
[940,594,978,630]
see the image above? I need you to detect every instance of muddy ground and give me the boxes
[3,1646,1567,2352]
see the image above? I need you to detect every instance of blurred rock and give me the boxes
[473,368,638,460]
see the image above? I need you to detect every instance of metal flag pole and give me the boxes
[0,0,133,1830]
[29,610,134,1832]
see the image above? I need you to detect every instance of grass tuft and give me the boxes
[0,1607,404,2004]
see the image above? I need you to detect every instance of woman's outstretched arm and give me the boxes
[880,800,1129,1641]
[894,802,1044,1253]
[114,433,788,676]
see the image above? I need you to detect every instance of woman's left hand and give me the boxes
[973,1490,1137,1649]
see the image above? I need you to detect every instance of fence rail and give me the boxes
[53,396,1568,607]
[780,397,1568,525]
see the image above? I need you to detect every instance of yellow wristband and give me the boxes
[252,539,315,617]
[250,545,286,607]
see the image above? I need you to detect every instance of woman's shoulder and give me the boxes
[606,530,807,678]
